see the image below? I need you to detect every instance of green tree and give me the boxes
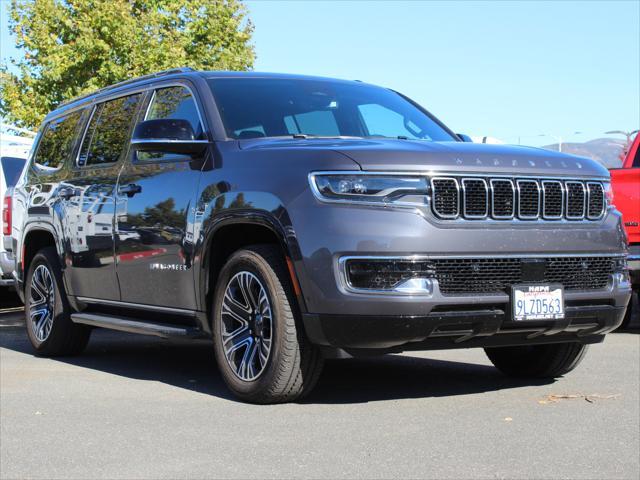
[1,0,255,129]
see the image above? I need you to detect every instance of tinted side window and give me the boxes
[32,110,83,170]
[146,86,203,138]
[78,93,142,167]
[633,142,640,168]
[137,86,204,162]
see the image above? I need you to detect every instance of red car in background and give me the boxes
[610,132,640,323]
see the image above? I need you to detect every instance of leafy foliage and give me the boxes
[1,0,255,129]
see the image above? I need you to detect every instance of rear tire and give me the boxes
[212,244,323,404]
[25,247,90,356]
[484,342,588,378]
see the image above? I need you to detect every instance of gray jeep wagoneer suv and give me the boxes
[9,69,631,403]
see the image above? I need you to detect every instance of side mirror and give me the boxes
[131,119,208,155]
[457,133,473,142]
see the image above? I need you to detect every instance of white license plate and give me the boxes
[512,284,565,321]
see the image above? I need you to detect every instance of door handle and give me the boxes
[119,183,142,197]
[58,187,78,200]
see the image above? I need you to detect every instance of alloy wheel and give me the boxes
[29,264,55,342]
[220,271,273,381]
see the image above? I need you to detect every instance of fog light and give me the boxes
[344,258,435,294]
[393,277,433,294]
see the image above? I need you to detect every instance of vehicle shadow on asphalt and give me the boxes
[0,316,556,404]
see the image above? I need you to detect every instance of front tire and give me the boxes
[212,245,323,403]
[25,247,90,356]
[484,342,588,378]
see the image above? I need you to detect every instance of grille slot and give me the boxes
[430,256,616,294]
[490,179,515,218]
[542,181,563,219]
[565,181,586,219]
[587,182,605,219]
[517,180,540,218]
[462,179,488,218]
[431,178,459,218]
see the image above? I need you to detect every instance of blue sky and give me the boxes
[2,1,639,146]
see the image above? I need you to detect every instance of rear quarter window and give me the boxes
[32,110,84,170]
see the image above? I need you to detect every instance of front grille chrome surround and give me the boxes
[586,182,605,220]
[489,179,515,219]
[429,176,606,222]
[461,178,488,218]
[541,180,564,219]
[430,177,460,219]
[516,179,541,219]
[565,181,587,219]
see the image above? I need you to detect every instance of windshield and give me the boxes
[1,156,26,187]
[207,78,455,141]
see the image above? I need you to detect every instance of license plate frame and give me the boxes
[511,284,565,321]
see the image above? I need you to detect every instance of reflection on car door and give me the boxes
[114,84,206,310]
[61,93,143,301]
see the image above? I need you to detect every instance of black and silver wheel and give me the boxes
[212,244,323,403]
[484,342,588,378]
[25,247,90,356]
[28,264,56,342]
[220,271,273,381]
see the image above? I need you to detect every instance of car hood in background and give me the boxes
[239,138,609,178]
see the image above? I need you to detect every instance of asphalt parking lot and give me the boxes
[1,292,639,480]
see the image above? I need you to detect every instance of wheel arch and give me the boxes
[20,223,62,286]
[197,212,305,325]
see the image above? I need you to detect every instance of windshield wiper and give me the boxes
[291,134,364,140]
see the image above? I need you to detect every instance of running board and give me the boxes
[70,313,203,339]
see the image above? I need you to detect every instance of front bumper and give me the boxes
[289,196,631,350]
[303,302,627,352]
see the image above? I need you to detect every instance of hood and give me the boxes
[240,138,609,179]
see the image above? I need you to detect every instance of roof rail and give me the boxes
[58,67,195,108]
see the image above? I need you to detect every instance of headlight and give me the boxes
[309,173,429,206]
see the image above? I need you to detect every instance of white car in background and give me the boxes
[1,124,35,289]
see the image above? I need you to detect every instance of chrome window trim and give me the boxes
[516,179,540,220]
[565,181,586,220]
[461,178,488,219]
[430,176,460,219]
[541,180,564,220]
[489,178,515,219]
[586,182,605,220]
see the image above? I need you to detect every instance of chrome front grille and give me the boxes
[430,176,606,221]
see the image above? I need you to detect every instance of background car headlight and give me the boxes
[602,181,614,208]
[310,173,429,206]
